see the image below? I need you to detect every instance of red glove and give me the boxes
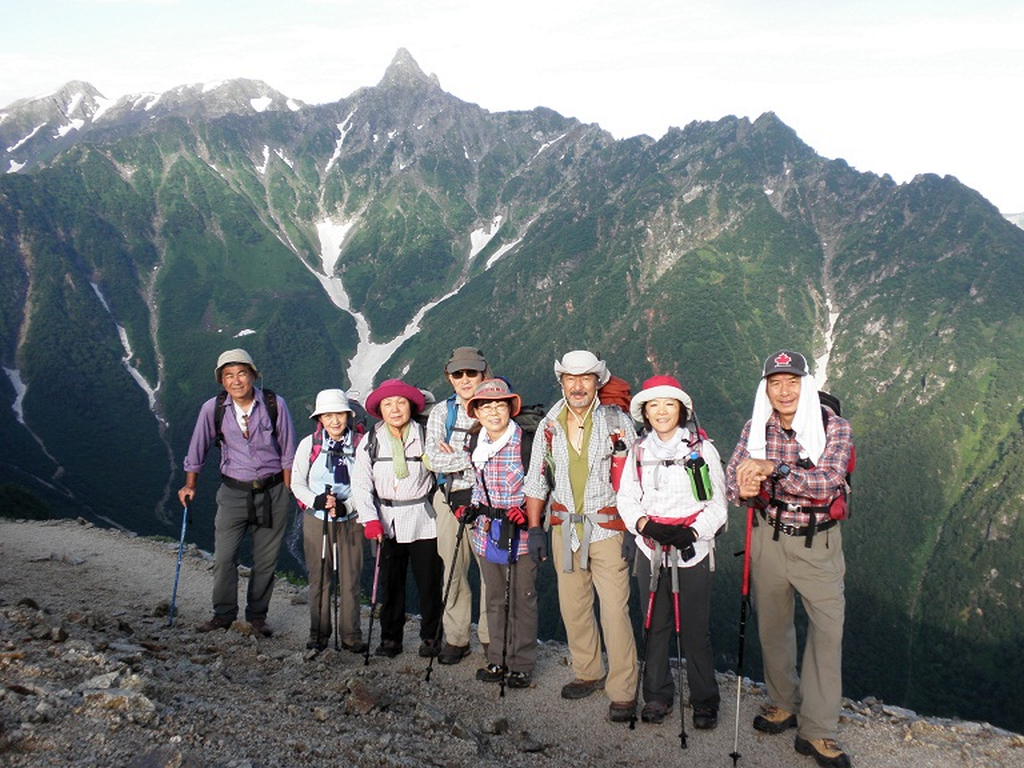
[506,506,526,526]
[363,519,384,541]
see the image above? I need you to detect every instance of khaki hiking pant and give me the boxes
[751,519,846,742]
[434,488,489,647]
[551,526,638,702]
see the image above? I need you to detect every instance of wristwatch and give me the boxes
[774,462,791,480]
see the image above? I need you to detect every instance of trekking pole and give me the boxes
[318,486,331,650]
[167,500,192,627]
[364,539,382,666]
[630,541,663,729]
[730,506,755,766]
[499,522,517,698]
[332,518,341,651]
[425,511,470,682]
[670,547,688,749]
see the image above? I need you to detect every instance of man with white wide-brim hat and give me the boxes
[523,349,639,722]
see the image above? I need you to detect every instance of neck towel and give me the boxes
[746,378,825,465]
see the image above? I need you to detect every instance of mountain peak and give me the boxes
[378,48,440,90]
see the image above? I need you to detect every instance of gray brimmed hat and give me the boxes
[761,350,810,378]
[309,389,355,420]
[215,348,259,383]
[445,346,488,374]
[554,350,611,387]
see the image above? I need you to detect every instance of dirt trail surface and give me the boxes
[1,518,1021,767]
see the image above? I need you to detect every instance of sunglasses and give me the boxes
[449,369,482,380]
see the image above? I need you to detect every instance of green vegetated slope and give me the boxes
[1,58,1023,730]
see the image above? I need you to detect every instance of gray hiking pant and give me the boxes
[212,481,289,622]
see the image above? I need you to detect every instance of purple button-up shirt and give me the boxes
[184,388,296,482]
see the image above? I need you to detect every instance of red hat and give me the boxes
[364,379,426,419]
[629,375,694,423]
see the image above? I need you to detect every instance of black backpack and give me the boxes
[213,389,278,447]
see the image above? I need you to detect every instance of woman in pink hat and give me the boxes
[617,375,727,730]
[351,379,443,659]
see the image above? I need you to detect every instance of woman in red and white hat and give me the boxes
[351,379,443,659]
[617,375,727,730]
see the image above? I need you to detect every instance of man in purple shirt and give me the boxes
[178,349,296,636]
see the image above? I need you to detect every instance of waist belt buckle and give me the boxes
[251,478,266,491]
[785,502,802,513]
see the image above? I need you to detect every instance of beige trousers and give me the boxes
[551,526,638,702]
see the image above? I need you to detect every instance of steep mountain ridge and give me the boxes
[2,51,1023,732]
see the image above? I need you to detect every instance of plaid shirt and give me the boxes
[523,400,637,551]
[424,395,476,492]
[469,424,528,558]
[725,410,853,527]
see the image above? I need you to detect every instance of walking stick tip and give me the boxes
[730,751,741,765]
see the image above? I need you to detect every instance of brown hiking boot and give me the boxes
[795,736,851,768]
[560,677,606,700]
[196,616,232,632]
[753,705,797,734]
[608,700,636,723]
[438,643,471,665]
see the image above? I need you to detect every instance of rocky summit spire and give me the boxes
[377,48,441,90]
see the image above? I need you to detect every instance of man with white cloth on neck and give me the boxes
[725,350,854,768]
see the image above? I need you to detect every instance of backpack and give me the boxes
[214,389,278,447]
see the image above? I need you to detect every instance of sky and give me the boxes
[2,0,1022,212]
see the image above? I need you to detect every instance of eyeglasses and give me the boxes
[449,370,482,380]
[475,400,510,412]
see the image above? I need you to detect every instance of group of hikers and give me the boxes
[177,344,854,768]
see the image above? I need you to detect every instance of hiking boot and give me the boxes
[693,705,719,730]
[476,663,505,683]
[341,640,368,654]
[753,705,797,734]
[438,643,471,665]
[608,700,636,723]
[196,616,232,633]
[374,640,402,658]
[418,638,442,658]
[560,677,606,700]
[640,700,672,724]
[794,736,852,768]
[306,635,329,651]
[506,671,532,689]
[248,618,273,637]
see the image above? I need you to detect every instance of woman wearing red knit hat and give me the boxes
[617,375,726,731]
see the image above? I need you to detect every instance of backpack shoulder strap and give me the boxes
[262,389,279,442]
[213,391,229,447]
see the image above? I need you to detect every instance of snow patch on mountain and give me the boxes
[312,219,461,399]
[7,122,47,153]
[813,294,840,391]
[89,282,164,423]
[3,366,27,424]
[251,96,273,113]
[469,215,503,260]
[325,112,357,174]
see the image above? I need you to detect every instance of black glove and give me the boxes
[457,503,483,525]
[643,520,698,553]
[621,532,637,564]
[527,526,547,564]
[313,492,330,511]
